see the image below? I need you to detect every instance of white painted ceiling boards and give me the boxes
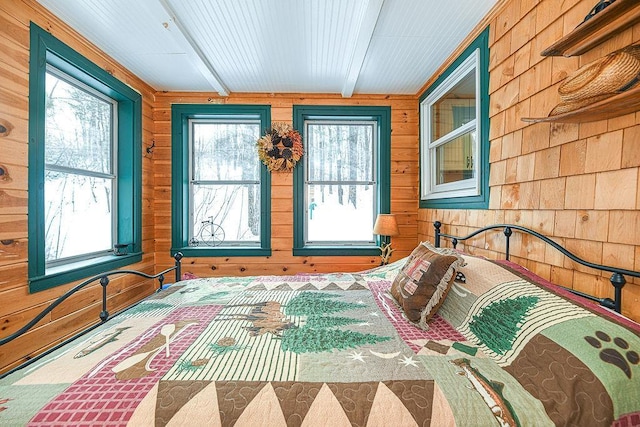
[36,0,497,96]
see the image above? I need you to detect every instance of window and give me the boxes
[171,105,271,257]
[419,28,489,209]
[28,23,142,292]
[293,106,391,256]
[45,68,116,264]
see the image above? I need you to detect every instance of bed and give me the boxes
[1,222,639,426]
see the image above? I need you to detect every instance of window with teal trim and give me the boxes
[171,104,271,257]
[293,106,391,256]
[419,27,490,209]
[28,23,142,292]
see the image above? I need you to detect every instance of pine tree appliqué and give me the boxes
[468,296,539,355]
[281,292,391,353]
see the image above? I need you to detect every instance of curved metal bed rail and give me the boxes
[433,221,640,313]
[0,252,183,347]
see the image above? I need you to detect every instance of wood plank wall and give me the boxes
[0,0,420,374]
[0,0,159,373]
[152,93,419,277]
[418,0,640,322]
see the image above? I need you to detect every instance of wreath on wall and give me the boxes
[257,122,304,172]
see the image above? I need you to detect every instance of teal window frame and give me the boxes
[171,104,272,257]
[293,105,391,256]
[28,22,142,292]
[419,27,490,209]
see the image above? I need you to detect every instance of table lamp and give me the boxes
[373,214,400,265]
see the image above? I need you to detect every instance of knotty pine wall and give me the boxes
[0,1,421,372]
[418,0,640,322]
[0,0,158,373]
[152,92,419,276]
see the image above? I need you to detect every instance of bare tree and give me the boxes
[44,73,112,260]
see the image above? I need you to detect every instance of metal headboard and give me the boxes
[433,221,640,313]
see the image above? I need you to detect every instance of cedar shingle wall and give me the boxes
[418,0,640,322]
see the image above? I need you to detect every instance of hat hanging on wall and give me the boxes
[549,44,640,116]
[548,94,613,116]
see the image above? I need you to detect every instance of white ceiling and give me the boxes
[35,0,497,96]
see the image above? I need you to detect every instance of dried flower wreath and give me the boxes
[257,122,303,172]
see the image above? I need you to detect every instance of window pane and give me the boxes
[45,72,113,174]
[192,184,260,244]
[45,171,113,261]
[306,183,374,242]
[306,123,374,182]
[192,122,260,181]
[435,130,476,185]
[431,69,476,141]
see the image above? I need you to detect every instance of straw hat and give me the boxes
[558,44,640,102]
[549,93,613,116]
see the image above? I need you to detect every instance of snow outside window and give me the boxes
[44,67,117,266]
[303,120,377,245]
[188,120,262,247]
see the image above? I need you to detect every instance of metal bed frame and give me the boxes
[0,253,183,377]
[433,221,640,314]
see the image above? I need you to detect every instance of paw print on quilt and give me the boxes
[584,330,640,379]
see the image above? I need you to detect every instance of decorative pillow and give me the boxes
[390,242,465,330]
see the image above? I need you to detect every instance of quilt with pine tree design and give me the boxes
[0,255,639,426]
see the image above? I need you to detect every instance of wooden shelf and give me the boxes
[522,85,640,123]
[541,0,640,57]
[525,0,640,123]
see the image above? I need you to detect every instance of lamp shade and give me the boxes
[373,214,399,237]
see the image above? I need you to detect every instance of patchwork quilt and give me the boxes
[0,255,639,426]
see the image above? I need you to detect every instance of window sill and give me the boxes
[29,252,143,293]
[293,246,380,257]
[420,193,488,210]
[171,246,272,258]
